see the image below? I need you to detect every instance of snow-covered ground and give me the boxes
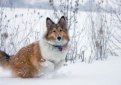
[0,1,121,85]
[0,56,121,85]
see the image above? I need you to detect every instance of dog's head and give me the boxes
[44,16,69,46]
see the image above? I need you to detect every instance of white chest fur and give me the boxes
[39,39,68,72]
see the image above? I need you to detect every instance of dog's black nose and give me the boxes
[57,36,61,41]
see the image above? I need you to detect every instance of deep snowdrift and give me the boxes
[0,56,121,85]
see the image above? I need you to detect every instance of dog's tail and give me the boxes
[0,50,11,69]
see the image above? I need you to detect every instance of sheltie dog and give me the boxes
[0,16,69,78]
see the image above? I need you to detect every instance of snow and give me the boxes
[0,56,121,85]
[0,1,121,85]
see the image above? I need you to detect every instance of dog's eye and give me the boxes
[53,30,55,32]
[60,29,62,32]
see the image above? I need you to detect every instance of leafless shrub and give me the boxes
[0,0,121,63]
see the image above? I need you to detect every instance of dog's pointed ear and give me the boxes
[46,17,54,29]
[58,16,67,29]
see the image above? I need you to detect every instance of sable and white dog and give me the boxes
[0,16,69,78]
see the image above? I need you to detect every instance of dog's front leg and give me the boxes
[54,59,65,70]
[41,60,55,74]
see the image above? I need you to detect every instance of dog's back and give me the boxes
[0,42,45,78]
[10,42,45,78]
